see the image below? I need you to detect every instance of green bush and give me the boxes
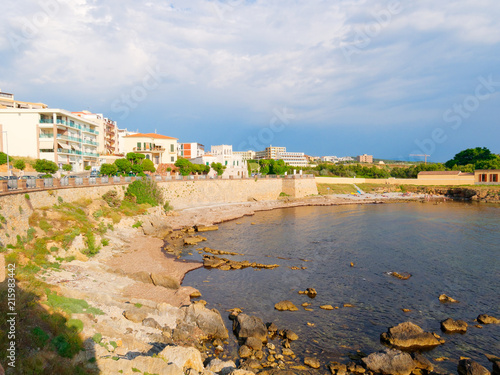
[31,327,50,348]
[125,179,163,207]
[102,190,121,207]
[84,166,91,171]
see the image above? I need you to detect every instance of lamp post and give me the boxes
[2,131,9,177]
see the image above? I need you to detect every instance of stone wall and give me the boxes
[315,176,476,186]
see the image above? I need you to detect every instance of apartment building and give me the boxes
[0,89,48,110]
[0,108,100,172]
[357,154,373,163]
[191,144,247,177]
[122,133,178,166]
[255,145,286,160]
[178,142,205,159]
[233,150,256,161]
[276,151,309,167]
[72,111,119,156]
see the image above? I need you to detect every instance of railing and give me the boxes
[82,138,98,146]
[81,127,99,135]
[40,134,83,142]
[0,174,315,195]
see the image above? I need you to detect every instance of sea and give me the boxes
[181,201,500,373]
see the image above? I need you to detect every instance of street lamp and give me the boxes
[1,131,9,177]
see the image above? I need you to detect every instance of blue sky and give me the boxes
[1,0,499,162]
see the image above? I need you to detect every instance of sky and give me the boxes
[1,0,499,162]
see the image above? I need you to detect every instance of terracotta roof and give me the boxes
[123,133,178,140]
[475,169,500,173]
[418,171,461,176]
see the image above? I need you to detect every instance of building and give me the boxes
[121,133,178,166]
[475,169,500,184]
[357,154,373,163]
[72,111,119,156]
[191,144,247,178]
[178,142,205,159]
[233,150,256,161]
[117,129,137,155]
[255,145,287,160]
[0,108,100,172]
[0,89,48,110]
[417,171,474,184]
[276,151,309,167]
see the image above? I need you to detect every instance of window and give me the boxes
[206,162,209,166]
[480,174,487,182]
[146,154,150,160]
[171,156,174,162]
[491,174,498,183]
[225,161,228,166]
[170,144,174,152]
[137,142,141,150]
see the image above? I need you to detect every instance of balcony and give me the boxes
[81,127,99,135]
[40,133,83,143]
[82,138,98,146]
[133,146,165,153]
[57,148,82,155]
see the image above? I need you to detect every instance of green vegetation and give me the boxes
[14,159,26,170]
[175,158,210,176]
[210,162,226,176]
[34,159,59,174]
[100,163,118,176]
[445,147,500,170]
[134,303,143,308]
[317,183,358,195]
[62,164,73,172]
[45,290,104,316]
[125,179,163,206]
[85,165,91,171]
[0,151,12,165]
[132,220,142,228]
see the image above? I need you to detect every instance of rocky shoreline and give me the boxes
[28,194,499,374]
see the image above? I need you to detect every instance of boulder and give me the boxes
[381,321,443,349]
[485,354,500,375]
[245,336,263,351]
[477,314,500,324]
[441,318,468,333]
[458,359,491,375]
[362,349,416,375]
[151,273,181,290]
[304,357,321,369]
[129,271,153,284]
[98,356,183,375]
[238,345,253,358]
[411,353,434,372]
[229,370,255,375]
[143,317,162,330]
[184,236,206,246]
[180,303,229,340]
[123,309,148,323]
[141,217,173,238]
[233,314,267,342]
[196,225,219,232]
[205,358,236,374]
[274,300,299,311]
[329,362,347,375]
[159,345,204,372]
[281,329,298,341]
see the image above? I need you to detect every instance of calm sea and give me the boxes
[181,202,500,372]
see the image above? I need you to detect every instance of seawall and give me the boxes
[315,176,476,185]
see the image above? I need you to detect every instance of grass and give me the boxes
[45,290,104,316]
[317,183,358,195]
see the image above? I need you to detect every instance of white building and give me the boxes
[72,111,119,156]
[178,142,205,158]
[191,144,248,178]
[233,150,256,161]
[117,129,137,155]
[122,133,178,166]
[0,108,100,172]
[276,151,309,167]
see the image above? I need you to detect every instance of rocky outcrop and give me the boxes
[179,302,229,340]
[362,349,416,375]
[159,345,205,373]
[275,300,299,311]
[458,359,491,375]
[477,314,500,324]
[441,318,468,333]
[381,322,443,349]
[205,358,237,374]
[203,255,279,271]
[233,313,268,342]
[151,273,181,290]
[98,356,183,375]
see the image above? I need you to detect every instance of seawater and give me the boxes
[181,202,500,372]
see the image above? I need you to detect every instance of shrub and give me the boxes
[100,163,118,176]
[33,159,58,174]
[132,221,142,228]
[102,190,121,207]
[163,201,173,212]
[84,166,91,171]
[62,164,73,172]
[25,193,30,200]
[31,327,50,348]
[125,179,163,207]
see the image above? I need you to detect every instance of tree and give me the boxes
[211,162,226,176]
[175,158,193,176]
[126,152,145,164]
[0,152,12,165]
[131,164,144,175]
[62,164,72,172]
[100,163,118,176]
[114,159,132,174]
[33,159,58,174]
[271,159,287,175]
[14,159,26,171]
[445,147,497,169]
[142,159,156,173]
[258,159,272,175]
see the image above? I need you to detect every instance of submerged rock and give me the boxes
[458,359,491,375]
[477,314,500,324]
[381,321,443,349]
[304,357,321,369]
[275,300,299,311]
[441,318,468,333]
[439,294,459,303]
[362,349,416,375]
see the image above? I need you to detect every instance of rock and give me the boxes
[196,225,219,232]
[441,318,468,333]
[181,303,229,340]
[206,358,236,374]
[320,305,334,310]
[159,345,204,372]
[329,362,347,375]
[245,336,263,351]
[141,217,173,238]
[281,329,298,341]
[98,356,183,375]
[239,345,253,358]
[485,354,500,375]
[229,370,255,375]
[362,349,416,375]
[458,359,491,375]
[151,273,181,289]
[381,321,443,349]
[439,294,459,303]
[190,290,202,298]
[129,271,153,284]
[274,300,299,311]
[184,236,207,245]
[389,272,411,280]
[123,309,148,323]
[282,348,295,357]
[477,314,500,324]
[304,357,321,369]
[142,317,162,330]
[267,322,278,334]
[233,314,267,342]
[411,353,434,372]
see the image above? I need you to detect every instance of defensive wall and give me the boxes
[315,176,476,185]
[0,175,318,246]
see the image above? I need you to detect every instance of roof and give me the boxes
[418,171,461,176]
[123,133,178,140]
[475,169,500,173]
